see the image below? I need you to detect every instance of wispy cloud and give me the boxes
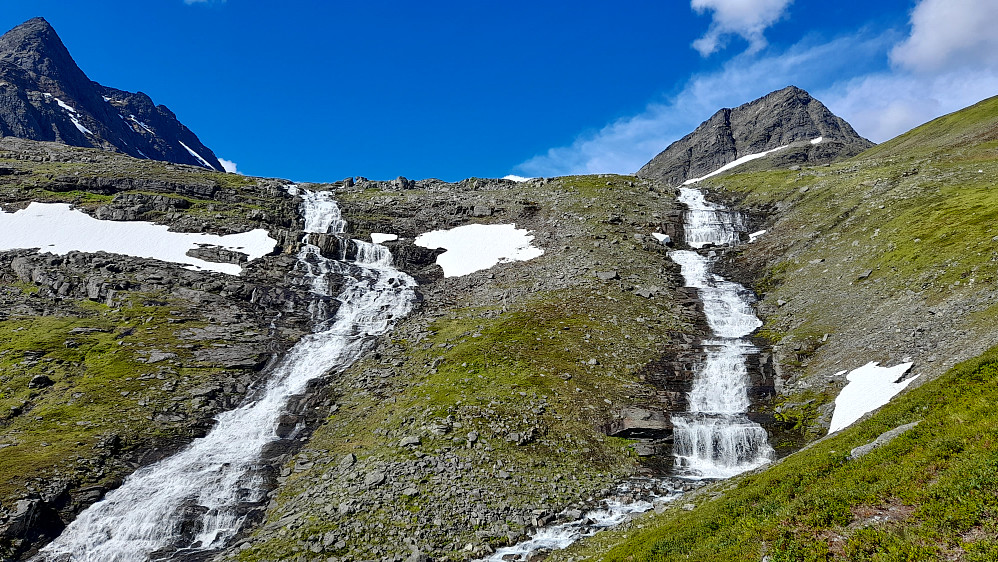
[183,0,226,5]
[691,0,794,56]
[516,32,890,177]
[218,157,240,174]
[515,0,998,177]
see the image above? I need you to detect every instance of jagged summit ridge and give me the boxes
[0,17,223,171]
[637,86,874,185]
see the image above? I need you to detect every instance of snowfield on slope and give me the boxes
[0,202,277,275]
[829,362,917,433]
[683,137,824,185]
[414,223,543,277]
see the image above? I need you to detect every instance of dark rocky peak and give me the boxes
[0,17,223,171]
[0,18,81,79]
[638,85,874,185]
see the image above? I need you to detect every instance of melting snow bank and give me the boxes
[371,232,398,244]
[683,145,790,185]
[480,480,684,562]
[0,202,276,275]
[502,174,534,182]
[179,140,217,170]
[829,362,917,433]
[414,223,543,277]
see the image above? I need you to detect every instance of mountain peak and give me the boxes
[637,86,873,184]
[0,17,223,171]
[0,16,87,90]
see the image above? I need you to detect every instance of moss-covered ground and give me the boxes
[0,291,236,503]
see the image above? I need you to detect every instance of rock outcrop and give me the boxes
[637,86,873,185]
[0,18,223,171]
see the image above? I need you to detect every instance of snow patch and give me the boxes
[129,115,154,134]
[748,229,766,241]
[502,174,534,182]
[414,223,543,277]
[370,233,398,244]
[829,362,917,433]
[683,144,791,185]
[178,141,216,170]
[811,136,824,144]
[0,202,276,276]
[651,232,671,244]
[45,94,93,135]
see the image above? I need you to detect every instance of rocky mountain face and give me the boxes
[0,18,223,171]
[637,86,873,185]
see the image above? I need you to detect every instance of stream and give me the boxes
[485,186,774,560]
[34,187,417,561]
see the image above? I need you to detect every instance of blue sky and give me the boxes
[3,1,998,182]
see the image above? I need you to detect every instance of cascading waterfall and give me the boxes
[670,187,774,479]
[35,186,416,562]
[481,186,777,560]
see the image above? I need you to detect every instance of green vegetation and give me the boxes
[0,291,239,504]
[555,344,998,561]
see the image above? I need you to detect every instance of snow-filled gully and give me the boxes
[483,187,774,560]
[34,187,417,561]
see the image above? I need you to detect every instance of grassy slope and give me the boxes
[237,175,696,560]
[704,95,998,431]
[559,344,998,561]
[554,97,998,560]
[0,294,223,500]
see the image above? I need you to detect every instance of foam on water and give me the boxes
[670,187,774,479]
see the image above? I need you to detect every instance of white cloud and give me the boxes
[691,0,794,56]
[183,0,226,5]
[515,0,998,177]
[218,157,240,174]
[819,69,998,142]
[890,0,998,73]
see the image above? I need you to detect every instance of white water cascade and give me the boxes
[670,187,774,479]
[479,187,777,560]
[35,186,416,561]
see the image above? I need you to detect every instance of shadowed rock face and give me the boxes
[0,17,223,171]
[637,86,874,185]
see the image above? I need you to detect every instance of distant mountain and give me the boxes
[0,17,223,171]
[638,86,873,185]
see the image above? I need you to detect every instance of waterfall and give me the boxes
[670,187,774,479]
[35,186,416,562]
[476,186,776,560]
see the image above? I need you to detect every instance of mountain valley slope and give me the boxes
[0,76,995,562]
[547,94,998,562]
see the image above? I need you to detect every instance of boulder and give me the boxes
[607,407,672,439]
